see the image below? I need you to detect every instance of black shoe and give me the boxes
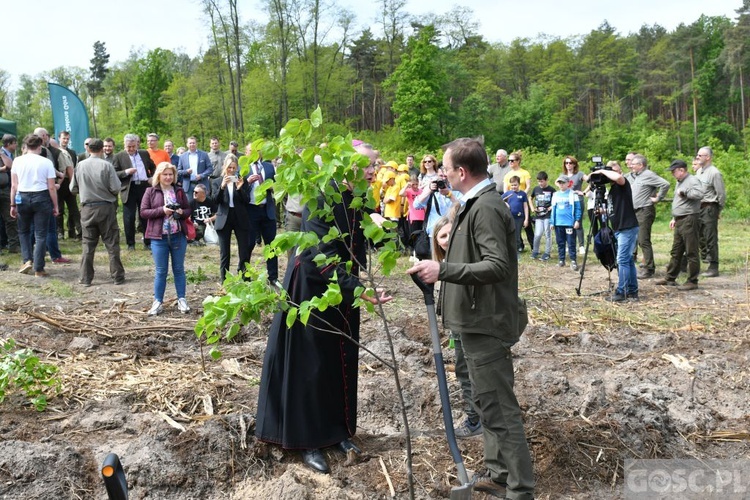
[626,293,639,301]
[337,439,361,455]
[300,449,329,473]
[127,244,135,251]
[0,263,8,271]
[606,293,627,302]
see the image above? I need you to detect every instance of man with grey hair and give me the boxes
[70,138,125,286]
[625,153,670,279]
[78,138,92,163]
[694,146,726,277]
[113,134,156,250]
[487,149,510,193]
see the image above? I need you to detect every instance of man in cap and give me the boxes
[655,160,704,291]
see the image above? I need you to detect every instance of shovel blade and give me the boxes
[450,483,473,500]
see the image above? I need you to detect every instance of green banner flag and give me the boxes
[47,83,90,153]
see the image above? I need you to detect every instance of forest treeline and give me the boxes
[1,1,749,216]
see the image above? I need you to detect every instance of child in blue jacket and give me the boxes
[550,174,582,270]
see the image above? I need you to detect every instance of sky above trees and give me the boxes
[3,0,742,86]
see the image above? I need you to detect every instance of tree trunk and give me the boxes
[230,0,244,133]
[689,47,698,152]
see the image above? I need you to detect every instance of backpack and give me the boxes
[594,226,617,271]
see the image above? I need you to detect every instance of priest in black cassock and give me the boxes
[255,144,391,474]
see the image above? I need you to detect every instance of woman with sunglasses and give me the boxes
[503,151,534,252]
[418,154,439,190]
[563,156,586,254]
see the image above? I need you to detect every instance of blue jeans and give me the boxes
[17,191,52,271]
[533,218,551,256]
[615,226,639,296]
[46,212,62,259]
[150,232,187,302]
[30,213,62,259]
[554,226,576,262]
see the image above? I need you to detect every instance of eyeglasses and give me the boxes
[555,180,565,184]
[509,159,518,162]
[564,161,574,164]
[424,159,434,164]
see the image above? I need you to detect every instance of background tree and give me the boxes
[131,49,174,137]
[385,25,450,149]
[88,41,110,137]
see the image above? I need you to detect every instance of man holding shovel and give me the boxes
[407,137,535,499]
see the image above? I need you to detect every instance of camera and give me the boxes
[436,179,447,190]
[165,202,181,211]
[589,155,611,186]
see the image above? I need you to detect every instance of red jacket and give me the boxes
[140,184,192,240]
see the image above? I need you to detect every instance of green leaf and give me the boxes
[310,106,323,127]
[284,118,301,136]
[286,307,298,328]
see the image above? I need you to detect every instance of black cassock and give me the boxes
[255,187,367,450]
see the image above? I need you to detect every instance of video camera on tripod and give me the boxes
[589,155,612,188]
[576,155,618,295]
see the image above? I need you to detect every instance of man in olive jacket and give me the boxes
[407,138,534,499]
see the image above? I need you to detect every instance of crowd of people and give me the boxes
[0,130,728,498]
[0,131,280,315]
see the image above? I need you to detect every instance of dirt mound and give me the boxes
[0,249,747,499]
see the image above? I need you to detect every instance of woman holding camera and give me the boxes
[414,166,462,239]
[417,154,439,190]
[141,162,192,315]
[210,154,250,283]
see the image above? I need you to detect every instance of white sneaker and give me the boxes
[579,246,586,255]
[177,298,190,314]
[148,300,163,316]
[19,261,33,274]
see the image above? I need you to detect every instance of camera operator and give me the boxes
[413,166,461,238]
[589,162,640,302]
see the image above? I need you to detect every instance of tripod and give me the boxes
[575,184,617,296]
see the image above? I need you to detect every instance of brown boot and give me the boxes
[678,282,698,291]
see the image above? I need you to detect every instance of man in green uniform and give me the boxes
[407,138,534,500]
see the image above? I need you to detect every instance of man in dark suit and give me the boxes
[112,133,156,250]
[244,143,278,284]
[177,136,213,201]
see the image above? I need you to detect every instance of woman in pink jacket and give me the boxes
[141,162,192,316]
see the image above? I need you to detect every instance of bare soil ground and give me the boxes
[0,242,748,499]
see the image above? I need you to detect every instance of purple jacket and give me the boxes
[140,184,192,240]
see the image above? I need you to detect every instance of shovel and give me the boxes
[410,274,473,499]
